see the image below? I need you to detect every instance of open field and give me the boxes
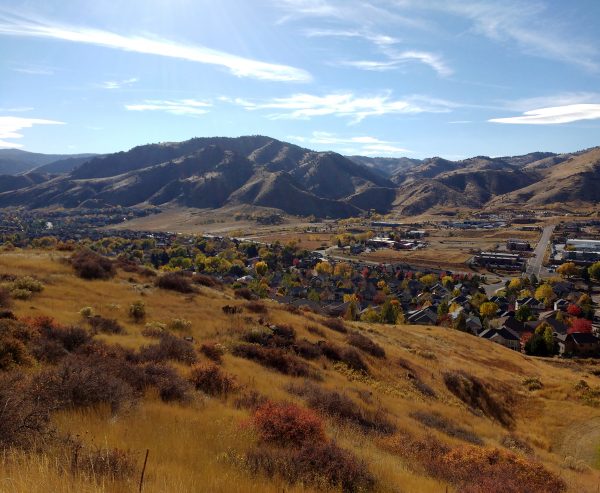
[0,249,599,492]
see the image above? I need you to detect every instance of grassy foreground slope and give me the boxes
[1,250,599,493]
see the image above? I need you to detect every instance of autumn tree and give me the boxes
[420,273,437,287]
[333,262,352,278]
[507,278,523,291]
[566,304,582,317]
[557,262,579,278]
[479,302,499,319]
[534,284,555,306]
[568,318,592,334]
[315,261,333,276]
[588,261,600,282]
[255,261,268,277]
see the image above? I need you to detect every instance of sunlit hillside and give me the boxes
[0,250,599,492]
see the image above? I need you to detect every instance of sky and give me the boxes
[0,0,599,159]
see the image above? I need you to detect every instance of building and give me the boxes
[479,327,521,351]
[474,252,526,271]
[506,239,531,251]
[566,239,600,251]
[557,333,600,357]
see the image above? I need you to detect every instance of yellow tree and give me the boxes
[315,261,333,276]
[334,262,352,278]
[508,278,522,291]
[420,273,437,287]
[556,262,578,278]
[479,301,499,318]
[255,261,268,277]
[534,283,555,306]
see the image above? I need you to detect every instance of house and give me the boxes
[526,317,568,336]
[479,327,521,351]
[407,307,438,325]
[515,297,545,312]
[494,315,525,334]
[466,316,483,334]
[554,299,570,311]
[557,332,600,357]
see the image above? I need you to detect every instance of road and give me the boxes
[526,224,555,278]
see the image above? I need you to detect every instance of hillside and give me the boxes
[0,249,599,492]
[0,138,598,216]
[0,149,97,175]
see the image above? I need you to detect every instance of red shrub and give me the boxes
[232,344,314,378]
[189,363,237,396]
[566,304,582,317]
[252,401,326,447]
[568,318,592,334]
[156,272,195,293]
[71,249,115,280]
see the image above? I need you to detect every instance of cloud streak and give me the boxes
[489,104,600,125]
[0,116,64,148]
[100,77,138,90]
[343,50,451,76]
[125,99,212,116]
[291,131,411,155]
[0,11,312,82]
[224,92,456,123]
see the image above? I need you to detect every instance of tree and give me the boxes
[525,324,555,356]
[534,284,555,306]
[343,294,359,321]
[508,278,523,291]
[588,261,600,282]
[360,307,381,323]
[568,318,592,334]
[315,261,333,276]
[566,304,582,317]
[333,262,352,278]
[129,300,146,323]
[380,298,402,324]
[469,293,488,310]
[255,261,268,277]
[420,274,437,287]
[515,304,533,322]
[452,312,468,332]
[479,302,499,318]
[557,262,579,278]
[437,301,449,318]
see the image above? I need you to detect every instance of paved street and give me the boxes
[526,224,556,278]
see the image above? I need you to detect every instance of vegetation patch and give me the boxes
[347,332,385,358]
[232,343,316,378]
[71,249,115,280]
[409,410,483,445]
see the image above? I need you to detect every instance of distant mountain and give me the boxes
[0,149,97,175]
[0,137,597,217]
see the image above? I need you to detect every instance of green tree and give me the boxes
[588,262,600,282]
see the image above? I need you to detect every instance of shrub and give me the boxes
[10,288,32,300]
[347,332,385,358]
[141,362,191,403]
[234,390,268,410]
[0,337,32,370]
[11,276,44,293]
[306,325,325,337]
[319,341,369,373]
[129,300,146,323]
[192,274,221,288]
[200,342,225,363]
[156,272,195,293]
[234,288,255,300]
[293,339,322,360]
[232,344,313,378]
[142,322,166,338]
[322,318,348,333]
[0,372,52,448]
[79,306,95,318]
[167,318,192,332]
[139,332,196,365]
[69,443,137,481]
[409,411,483,445]
[88,316,126,335]
[157,376,192,403]
[443,371,513,428]
[189,363,237,396]
[289,382,395,435]
[245,440,375,493]
[71,249,115,280]
[245,301,268,314]
[252,401,325,446]
[500,434,533,455]
[0,287,11,308]
[521,377,543,391]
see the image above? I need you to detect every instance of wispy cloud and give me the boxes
[342,50,451,76]
[223,92,456,123]
[489,104,600,125]
[12,65,54,75]
[290,131,411,155]
[125,99,212,116]
[0,116,64,148]
[99,77,138,90]
[304,28,400,47]
[0,106,34,113]
[0,11,312,82]
[503,92,600,112]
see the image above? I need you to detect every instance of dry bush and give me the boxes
[156,272,195,293]
[443,371,513,428]
[288,382,396,435]
[35,354,135,413]
[232,344,315,378]
[409,411,483,445]
[306,325,325,337]
[67,439,137,481]
[500,434,533,455]
[383,431,564,493]
[521,377,543,391]
[200,342,225,363]
[252,401,326,447]
[234,288,255,300]
[405,371,437,399]
[0,287,12,308]
[322,318,348,333]
[245,440,375,493]
[293,339,322,360]
[245,301,268,314]
[0,371,53,448]
[318,341,369,373]
[142,362,192,403]
[28,318,92,363]
[71,249,115,280]
[192,274,221,288]
[0,318,34,370]
[141,322,166,338]
[234,390,268,410]
[88,316,125,335]
[347,332,385,358]
[139,332,197,365]
[189,363,237,396]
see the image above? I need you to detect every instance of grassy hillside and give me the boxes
[1,250,599,492]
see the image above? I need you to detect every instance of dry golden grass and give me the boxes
[1,249,600,492]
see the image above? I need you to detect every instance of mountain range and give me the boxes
[0,136,598,217]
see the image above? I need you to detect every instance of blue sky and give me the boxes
[1,0,599,159]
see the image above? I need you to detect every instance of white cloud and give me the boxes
[99,77,138,90]
[125,99,212,116]
[224,92,456,123]
[504,92,600,112]
[343,50,451,76]
[289,131,411,156]
[0,11,311,82]
[304,28,400,47]
[0,116,64,148]
[489,104,600,125]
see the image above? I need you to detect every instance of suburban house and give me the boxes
[479,327,521,351]
[557,333,600,356]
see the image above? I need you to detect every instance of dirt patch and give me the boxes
[557,417,600,469]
